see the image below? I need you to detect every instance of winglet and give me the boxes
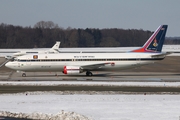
[131,25,168,53]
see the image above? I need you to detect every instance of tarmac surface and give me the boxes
[0,71,180,82]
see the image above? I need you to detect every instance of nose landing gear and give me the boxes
[86,71,93,76]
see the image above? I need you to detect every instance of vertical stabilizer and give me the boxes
[48,41,60,53]
[51,41,60,50]
[132,25,168,52]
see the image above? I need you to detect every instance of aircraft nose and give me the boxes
[5,62,14,69]
[5,62,10,68]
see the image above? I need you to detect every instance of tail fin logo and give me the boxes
[153,39,158,47]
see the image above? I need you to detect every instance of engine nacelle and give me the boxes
[62,66,83,74]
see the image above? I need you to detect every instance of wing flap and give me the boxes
[81,62,112,71]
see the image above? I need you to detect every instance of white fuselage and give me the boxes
[5,52,165,72]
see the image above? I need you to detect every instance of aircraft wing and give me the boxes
[81,62,113,71]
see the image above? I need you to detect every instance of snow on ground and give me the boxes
[0,81,180,87]
[0,92,180,120]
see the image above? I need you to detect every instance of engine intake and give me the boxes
[62,66,83,74]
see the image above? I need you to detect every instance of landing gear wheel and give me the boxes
[86,71,93,76]
[22,73,26,77]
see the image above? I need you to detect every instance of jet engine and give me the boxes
[62,66,83,74]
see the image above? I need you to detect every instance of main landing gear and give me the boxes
[86,71,93,76]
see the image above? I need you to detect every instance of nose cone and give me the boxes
[5,62,14,69]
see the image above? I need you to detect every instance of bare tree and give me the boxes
[34,21,59,29]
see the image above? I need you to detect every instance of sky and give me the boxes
[0,0,179,37]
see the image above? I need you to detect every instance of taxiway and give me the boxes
[0,71,180,82]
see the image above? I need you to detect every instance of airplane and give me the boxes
[1,41,60,59]
[13,41,61,57]
[5,25,168,77]
[0,41,60,69]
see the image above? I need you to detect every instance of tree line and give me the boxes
[0,21,179,48]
